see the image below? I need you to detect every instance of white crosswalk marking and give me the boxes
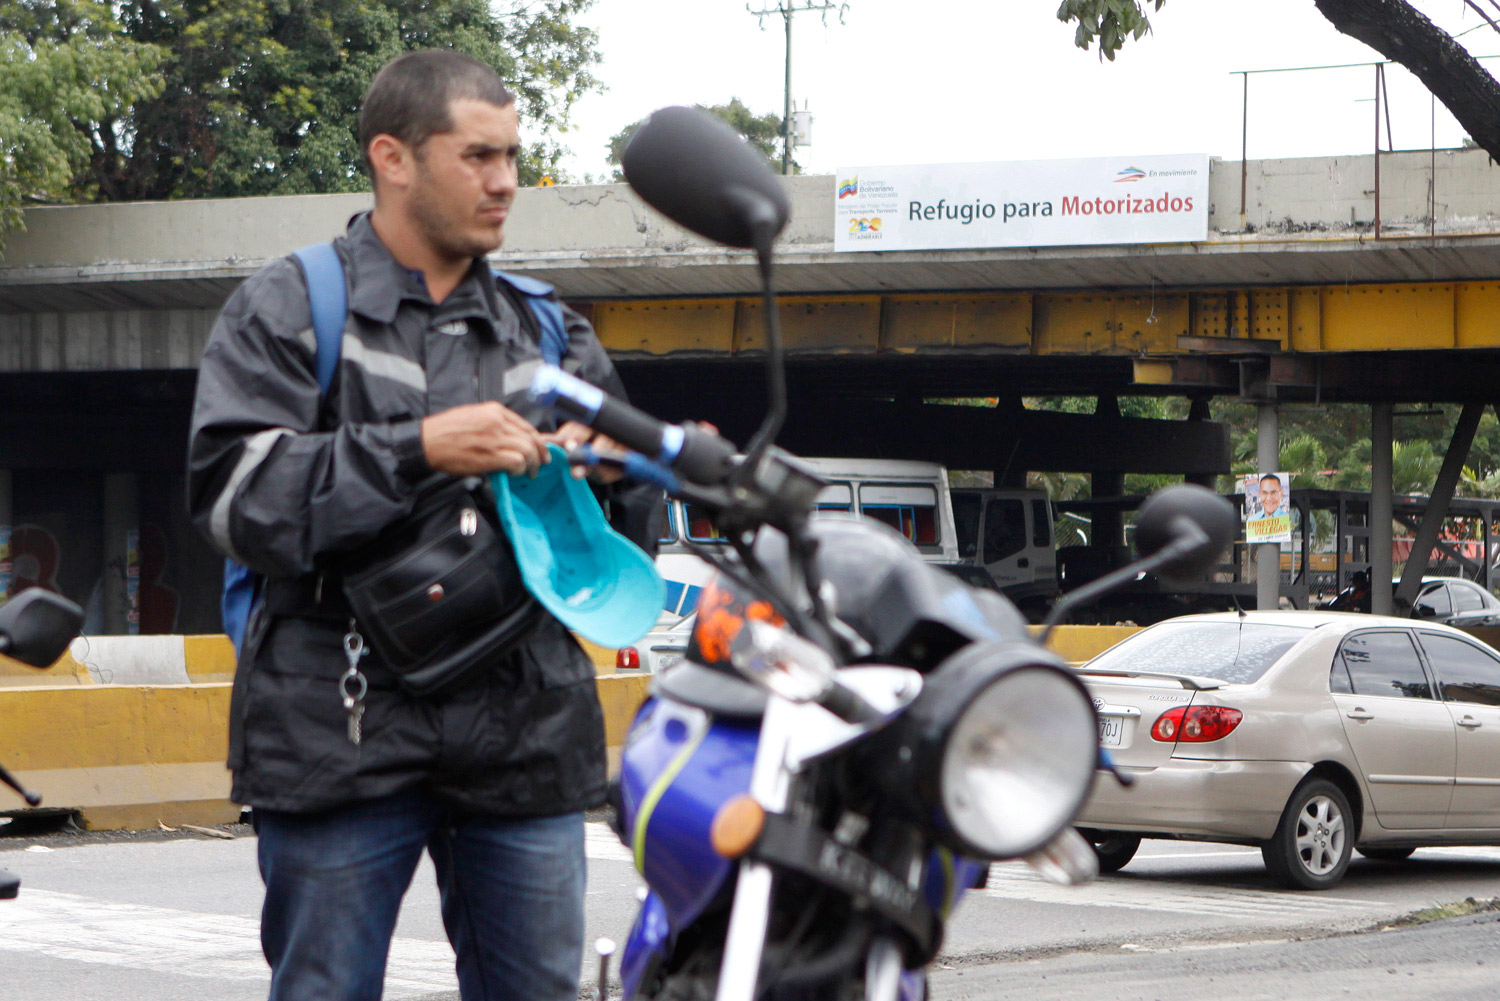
[977,862,1387,919]
[0,888,458,997]
[586,821,635,864]
[0,824,633,993]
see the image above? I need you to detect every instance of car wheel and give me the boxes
[1080,828,1142,873]
[1261,778,1353,890]
[1357,846,1416,862]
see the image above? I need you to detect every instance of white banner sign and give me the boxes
[833,155,1210,252]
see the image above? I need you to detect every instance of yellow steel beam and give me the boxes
[590,282,1500,359]
[735,295,881,353]
[880,294,1031,352]
[1317,283,1456,351]
[593,299,737,354]
[1456,282,1500,349]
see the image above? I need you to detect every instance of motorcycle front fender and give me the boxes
[621,888,672,1000]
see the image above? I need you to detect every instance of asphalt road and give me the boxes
[5,825,1500,1000]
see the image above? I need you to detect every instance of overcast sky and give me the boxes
[554,0,1497,180]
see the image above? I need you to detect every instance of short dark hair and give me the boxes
[1259,473,1281,486]
[358,50,514,169]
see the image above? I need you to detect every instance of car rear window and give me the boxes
[1085,621,1310,685]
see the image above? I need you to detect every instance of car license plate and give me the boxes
[1098,714,1124,747]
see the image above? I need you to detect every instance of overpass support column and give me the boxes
[102,473,139,635]
[1394,403,1482,611]
[1257,403,1279,610]
[0,470,10,601]
[1185,396,1216,489]
[1371,404,1394,616]
[1093,473,1125,549]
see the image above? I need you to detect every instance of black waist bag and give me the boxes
[339,476,543,695]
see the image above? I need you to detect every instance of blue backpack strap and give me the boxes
[224,243,347,655]
[494,269,568,366]
[292,242,348,393]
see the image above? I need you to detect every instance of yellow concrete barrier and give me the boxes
[0,649,92,687]
[0,626,1136,831]
[0,683,237,830]
[0,634,656,831]
[1035,624,1142,666]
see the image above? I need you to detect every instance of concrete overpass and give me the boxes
[2,148,1500,630]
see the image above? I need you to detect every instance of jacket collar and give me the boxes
[342,211,503,329]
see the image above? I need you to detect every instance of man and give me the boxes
[188,51,630,1001]
[1256,473,1288,519]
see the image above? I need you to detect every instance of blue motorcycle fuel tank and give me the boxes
[618,692,758,997]
[618,695,756,924]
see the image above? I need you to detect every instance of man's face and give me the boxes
[1259,477,1283,513]
[406,98,520,262]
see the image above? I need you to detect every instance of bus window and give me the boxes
[859,484,939,546]
[685,503,729,543]
[816,482,853,512]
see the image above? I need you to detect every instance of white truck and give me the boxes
[950,487,1060,619]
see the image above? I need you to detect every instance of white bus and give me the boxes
[654,458,959,624]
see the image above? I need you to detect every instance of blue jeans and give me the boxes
[254,790,585,1001]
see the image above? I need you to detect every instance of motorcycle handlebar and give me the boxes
[530,365,739,487]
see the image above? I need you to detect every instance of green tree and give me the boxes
[2,0,599,209]
[1330,438,1442,493]
[0,2,163,251]
[605,98,798,181]
[1055,0,1500,162]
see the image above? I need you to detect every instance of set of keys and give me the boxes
[340,624,369,746]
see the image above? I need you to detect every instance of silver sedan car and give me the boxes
[1074,610,1500,890]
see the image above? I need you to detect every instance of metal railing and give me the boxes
[1232,55,1500,237]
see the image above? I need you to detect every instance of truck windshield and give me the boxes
[1084,621,1310,685]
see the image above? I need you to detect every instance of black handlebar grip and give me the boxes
[530,364,740,487]
[674,425,739,485]
[591,395,676,464]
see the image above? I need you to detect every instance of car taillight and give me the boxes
[616,647,641,671]
[1150,705,1242,742]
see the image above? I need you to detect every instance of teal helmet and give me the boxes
[492,444,665,648]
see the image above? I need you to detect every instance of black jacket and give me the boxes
[187,213,625,815]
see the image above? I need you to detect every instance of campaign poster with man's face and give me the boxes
[1244,472,1292,543]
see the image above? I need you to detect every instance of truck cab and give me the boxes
[950,487,1060,616]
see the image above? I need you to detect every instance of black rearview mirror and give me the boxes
[621,106,791,256]
[0,589,84,667]
[1133,484,1238,580]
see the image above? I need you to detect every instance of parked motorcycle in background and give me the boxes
[532,106,1238,1001]
[0,588,85,899]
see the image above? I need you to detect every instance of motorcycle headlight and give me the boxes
[899,642,1098,860]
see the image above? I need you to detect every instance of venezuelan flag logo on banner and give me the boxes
[837,177,859,199]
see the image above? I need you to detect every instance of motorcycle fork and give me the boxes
[714,696,796,1001]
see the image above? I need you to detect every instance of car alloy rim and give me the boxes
[1294,794,1346,876]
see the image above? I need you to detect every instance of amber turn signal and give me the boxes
[710,794,766,858]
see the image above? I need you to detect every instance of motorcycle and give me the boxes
[0,587,85,898]
[531,107,1237,1001]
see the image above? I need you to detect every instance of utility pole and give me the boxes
[746,1,847,174]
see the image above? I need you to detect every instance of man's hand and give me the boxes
[421,402,549,476]
[544,420,625,483]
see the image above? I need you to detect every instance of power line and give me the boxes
[746,2,848,174]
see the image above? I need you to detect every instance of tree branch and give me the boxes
[1462,0,1500,38]
[1316,0,1500,160]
